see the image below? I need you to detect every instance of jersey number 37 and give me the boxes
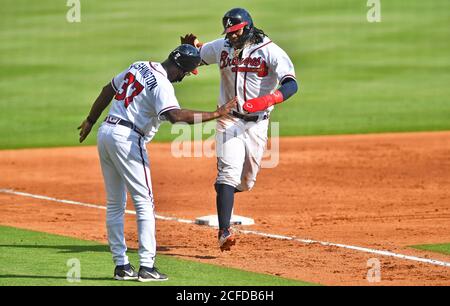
[115,72,144,108]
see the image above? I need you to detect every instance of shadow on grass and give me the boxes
[0,244,217,259]
[0,244,109,253]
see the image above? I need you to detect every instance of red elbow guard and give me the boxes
[271,90,284,104]
[243,90,284,113]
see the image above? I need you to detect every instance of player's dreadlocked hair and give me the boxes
[249,27,267,45]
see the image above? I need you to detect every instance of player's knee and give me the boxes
[106,203,126,217]
[134,199,154,217]
[106,211,125,225]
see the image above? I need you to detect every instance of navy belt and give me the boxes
[231,111,269,122]
[104,116,144,137]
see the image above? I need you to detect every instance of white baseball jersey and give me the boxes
[199,36,296,114]
[109,61,180,142]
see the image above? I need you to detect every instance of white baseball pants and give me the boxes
[215,117,269,191]
[97,122,156,268]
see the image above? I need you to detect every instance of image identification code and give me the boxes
[176,290,274,303]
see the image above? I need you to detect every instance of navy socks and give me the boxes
[215,183,236,230]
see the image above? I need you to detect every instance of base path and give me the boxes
[1,131,450,285]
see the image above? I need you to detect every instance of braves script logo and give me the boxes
[220,51,268,77]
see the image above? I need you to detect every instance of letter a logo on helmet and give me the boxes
[222,8,253,34]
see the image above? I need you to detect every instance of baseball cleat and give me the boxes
[138,266,168,282]
[113,264,138,281]
[218,228,236,252]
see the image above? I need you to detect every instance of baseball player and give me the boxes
[78,44,237,281]
[181,8,298,251]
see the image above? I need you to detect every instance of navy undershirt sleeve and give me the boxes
[278,78,298,101]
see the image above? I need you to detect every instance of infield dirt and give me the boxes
[1,131,450,285]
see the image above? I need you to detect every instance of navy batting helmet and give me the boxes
[222,8,253,34]
[169,44,201,74]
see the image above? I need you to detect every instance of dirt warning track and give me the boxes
[1,131,450,285]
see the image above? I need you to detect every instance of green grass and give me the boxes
[1,0,449,149]
[0,226,316,286]
[411,243,450,256]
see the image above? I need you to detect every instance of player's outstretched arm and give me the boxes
[164,97,237,125]
[78,83,116,143]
